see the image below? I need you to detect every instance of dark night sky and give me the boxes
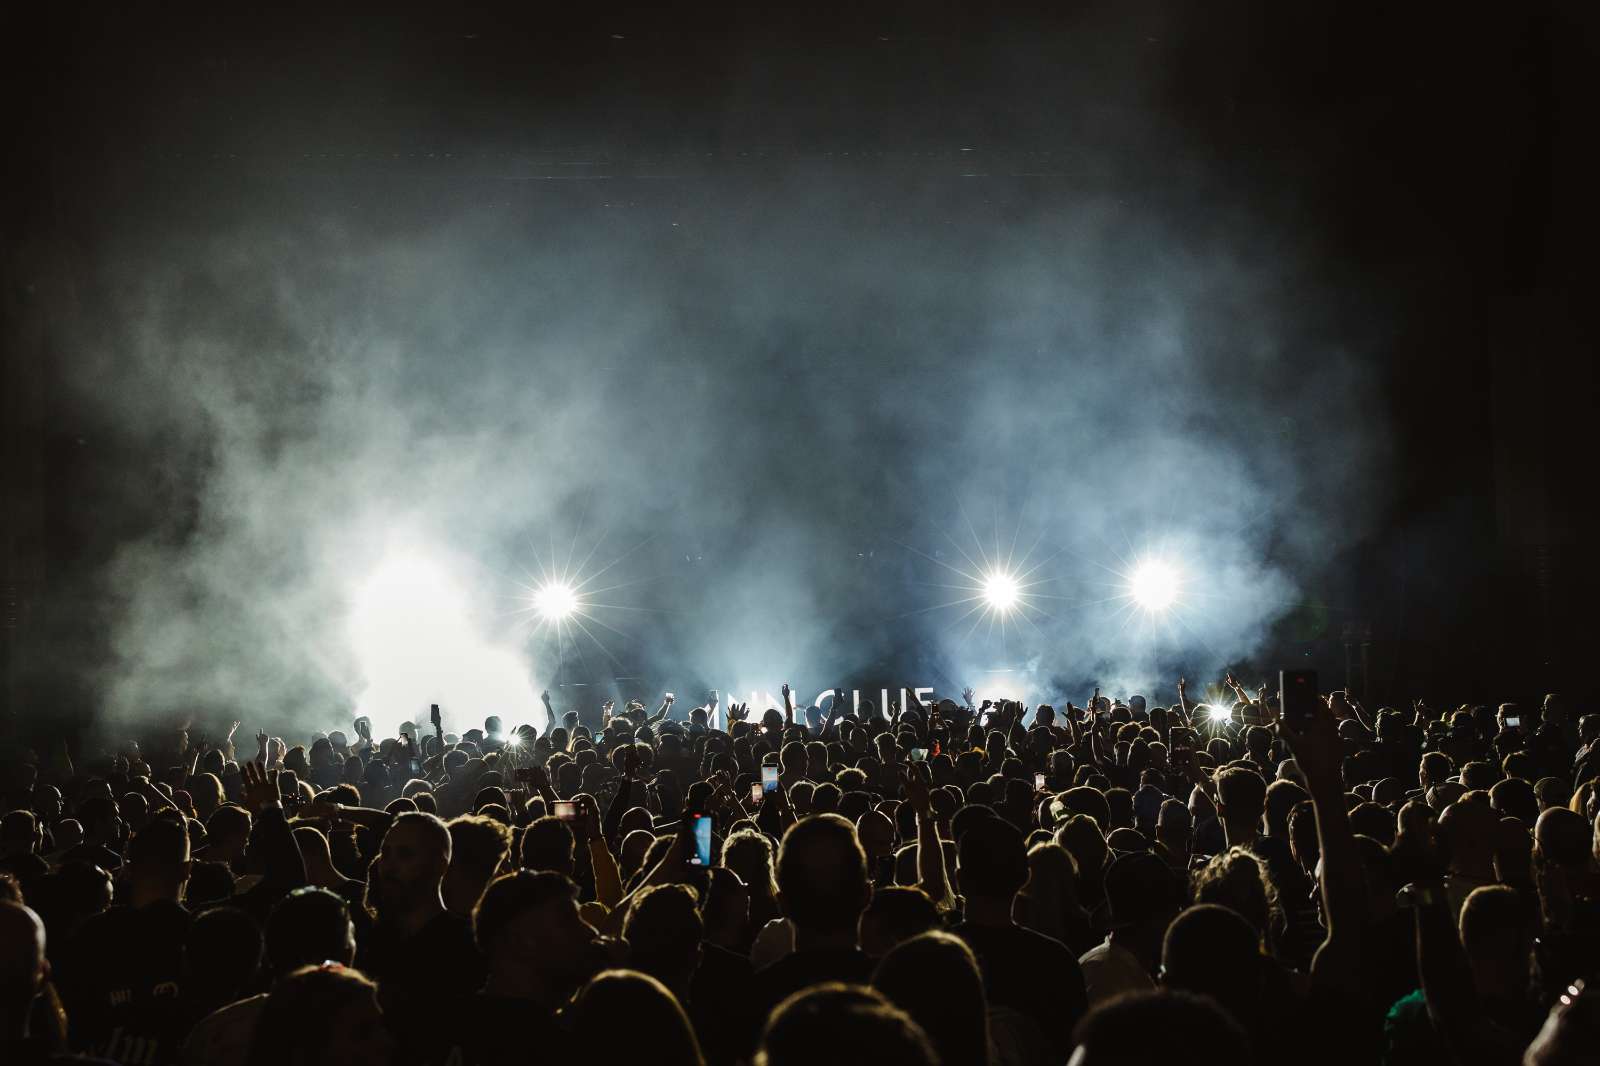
[3,3,1596,740]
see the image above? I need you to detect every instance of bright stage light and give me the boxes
[1128,560,1180,612]
[1207,704,1232,724]
[983,572,1020,612]
[532,582,579,620]
[349,548,538,738]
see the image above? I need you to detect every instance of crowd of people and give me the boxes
[1,678,1598,1065]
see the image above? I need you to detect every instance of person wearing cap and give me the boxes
[1078,851,1179,1005]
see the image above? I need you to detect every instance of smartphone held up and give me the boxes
[1280,669,1319,729]
[687,812,713,867]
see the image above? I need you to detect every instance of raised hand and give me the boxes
[709,771,739,812]
[962,687,976,707]
[522,765,552,796]
[901,764,932,818]
[239,760,281,812]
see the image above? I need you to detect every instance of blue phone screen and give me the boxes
[691,815,713,866]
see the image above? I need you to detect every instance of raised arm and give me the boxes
[522,764,559,809]
[1222,671,1250,711]
[755,777,796,837]
[580,803,623,910]
[822,689,847,736]
[240,760,307,889]
[1347,693,1376,733]
[602,752,639,848]
[647,693,674,725]
[1405,879,1489,1063]
[599,823,692,937]
[305,797,395,835]
[1278,692,1362,995]
[904,765,952,910]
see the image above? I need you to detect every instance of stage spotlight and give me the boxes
[983,572,1020,613]
[1207,704,1232,724]
[1128,560,1180,612]
[532,582,579,620]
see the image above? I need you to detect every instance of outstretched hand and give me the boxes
[240,760,281,812]
[901,764,933,818]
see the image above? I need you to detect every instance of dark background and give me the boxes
[3,3,1596,746]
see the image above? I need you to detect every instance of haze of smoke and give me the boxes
[52,47,1387,738]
